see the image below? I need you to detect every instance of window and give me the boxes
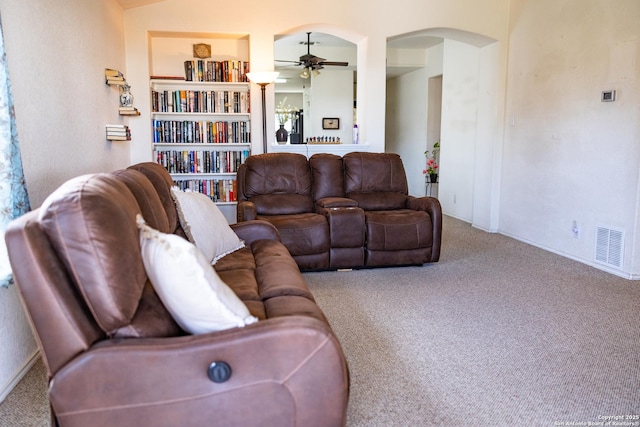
[0,18,30,288]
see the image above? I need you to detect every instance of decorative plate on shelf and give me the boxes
[193,43,211,59]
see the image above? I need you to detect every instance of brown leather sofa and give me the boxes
[5,162,349,427]
[237,152,442,270]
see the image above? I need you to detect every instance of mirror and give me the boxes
[274,32,357,144]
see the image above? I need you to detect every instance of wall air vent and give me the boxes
[595,226,624,269]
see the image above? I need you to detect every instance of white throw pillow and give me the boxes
[170,187,244,264]
[137,215,258,334]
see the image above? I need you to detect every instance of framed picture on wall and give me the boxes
[322,118,340,129]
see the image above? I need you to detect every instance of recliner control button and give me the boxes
[208,361,232,383]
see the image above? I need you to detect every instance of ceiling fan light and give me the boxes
[312,69,321,77]
[300,68,310,79]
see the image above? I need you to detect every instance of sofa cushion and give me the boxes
[365,209,433,251]
[38,174,149,336]
[264,296,327,324]
[257,213,330,257]
[347,192,407,211]
[171,187,244,264]
[243,153,313,215]
[343,152,409,210]
[251,239,316,301]
[310,153,345,200]
[138,215,258,334]
[249,194,314,215]
[215,239,316,303]
[128,162,180,234]
[113,282,184,338]
[112,169,171,234]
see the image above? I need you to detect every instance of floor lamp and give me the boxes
[246,72,279,154]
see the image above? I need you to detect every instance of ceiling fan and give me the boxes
[275,32,348,79]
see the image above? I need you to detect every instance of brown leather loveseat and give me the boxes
[5,162,349,427]
[237,152,442,271]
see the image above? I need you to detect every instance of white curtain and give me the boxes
[0,15,30,288]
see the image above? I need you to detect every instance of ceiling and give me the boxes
[115,0,166,9]
[273,31,444,88]
[112,3,443,79]
[274,32,356,49]
[274,32,357,91]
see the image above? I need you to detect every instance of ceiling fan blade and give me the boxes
[278,33,349,70]
[318,61,349,67]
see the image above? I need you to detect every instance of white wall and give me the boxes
[310,69,354,142]
[387,43,444,197]
[0,287,37,402]
[472,41,505,232]
[0,0,129,401]
[501,0,640,277]
[0,0,130,208]
[387,37,506,231]
[386,70,428,195]
[439,40,481,223]
[122,0,508,160]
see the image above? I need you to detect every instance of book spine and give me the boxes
[184,61,193,81]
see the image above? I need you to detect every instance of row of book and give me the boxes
[184,60,249,83]
[155,149,250,174]
[151,90,249,114]
[173,178,238,203]
[106,124,130,141]
[152,119,250,144]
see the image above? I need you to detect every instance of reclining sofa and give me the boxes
[237,152,442,271]
[5,162,349,427]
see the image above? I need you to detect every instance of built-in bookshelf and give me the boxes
[150,79,250,205]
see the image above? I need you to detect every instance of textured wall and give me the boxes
[501,0,640,276]
[0,287,37,401]
[0,0,130,208]
[0,0,129,399]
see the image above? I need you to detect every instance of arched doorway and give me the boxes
[385,28,503,231]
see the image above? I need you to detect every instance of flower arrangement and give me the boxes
[424,157,439,175]
[423,141,440,176]
[275,97,298,126]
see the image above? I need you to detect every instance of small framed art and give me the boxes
[322,118,340,129]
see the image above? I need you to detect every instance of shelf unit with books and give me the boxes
[150,79,251,206]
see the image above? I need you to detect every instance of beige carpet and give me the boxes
[1,215,639,426]
[304,216,640,426]
[0,356,48,426]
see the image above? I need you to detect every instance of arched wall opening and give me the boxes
[386,27,503,232]
[275,25,367,145]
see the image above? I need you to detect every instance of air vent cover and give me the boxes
[595,226,624,269]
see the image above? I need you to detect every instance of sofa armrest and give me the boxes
[49,316,349,427]
[230,220,281,244]
[407,196,443,262]
[237,200,256,222]
[315,197,358,209]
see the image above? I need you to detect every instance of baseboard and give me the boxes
[0,349,41,403]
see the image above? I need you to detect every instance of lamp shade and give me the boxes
[246,71,279,84]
